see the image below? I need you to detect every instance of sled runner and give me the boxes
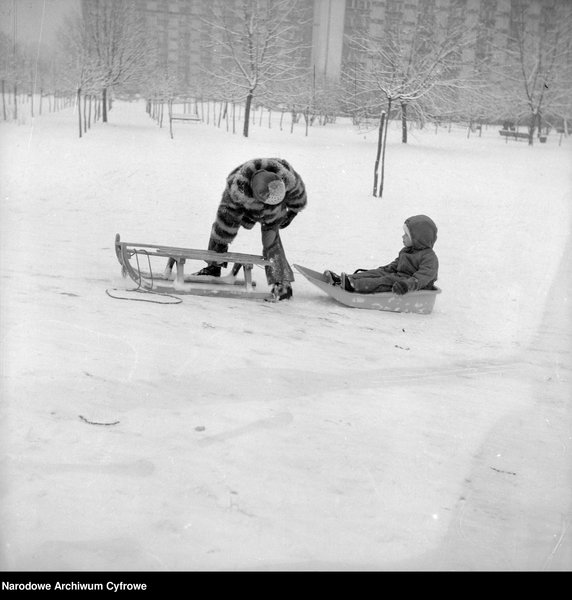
[294,264,441,314]
[114,234,274,300]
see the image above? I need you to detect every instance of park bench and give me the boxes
[170,113,200,123]
[499,129,529,141]
[168,108,200,138]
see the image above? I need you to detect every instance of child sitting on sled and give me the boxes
[324,214,439,295]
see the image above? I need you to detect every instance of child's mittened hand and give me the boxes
[392,281,409,295]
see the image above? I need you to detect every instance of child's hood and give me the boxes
[405,215,438,250]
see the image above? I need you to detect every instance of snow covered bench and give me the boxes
[170,113,200,122]
[169,112,200,138]
[499,129,529,141]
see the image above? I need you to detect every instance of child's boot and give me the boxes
[323,270,341,285]
[341,272,354,292]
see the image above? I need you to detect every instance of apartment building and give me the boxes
[101,0,567,88]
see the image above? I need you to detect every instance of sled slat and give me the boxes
[117,239,270,266]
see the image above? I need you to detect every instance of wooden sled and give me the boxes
[294,264,441,314]
[115,234,274,300]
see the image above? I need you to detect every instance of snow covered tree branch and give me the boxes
[199,0,311,137]
[60,0,150,124]
[342,11,477,143]
[493,0,572,144]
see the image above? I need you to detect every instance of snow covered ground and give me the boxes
[0,100,570,571]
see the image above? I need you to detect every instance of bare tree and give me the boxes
[495,0,572,144]
[448,60,500,137]
[342,9,476,196]
[0,29,45,121]
[201,0,310,137]
[76,0,149,122]
[344,13,476,144]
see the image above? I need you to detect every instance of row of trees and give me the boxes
[2,0,571,147]
[342,0,572,145]
[0,27,74,122]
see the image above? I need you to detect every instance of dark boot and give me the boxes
[341,272,354,292]
[271,282,293,300]
[194,264,221,277]
[323,270,341,285]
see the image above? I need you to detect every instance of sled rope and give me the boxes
[79,415,120,426]
[106,250,183,305]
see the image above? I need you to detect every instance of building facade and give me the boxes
[130,0,567,89]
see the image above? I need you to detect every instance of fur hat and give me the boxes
[251,170,286,205]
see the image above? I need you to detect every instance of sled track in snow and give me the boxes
[186,359,526,403]
[372,360,523,384]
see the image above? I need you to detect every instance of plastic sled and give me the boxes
[294,264,441,314]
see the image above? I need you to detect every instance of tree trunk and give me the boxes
[2,80,6,121]
[401,103,407,143]
[102,88,108,122]
[77,88,82,138]
[378,98,392,198]
[535,111,542,139]
[373,110,386,197]
[243,93,253,137]
[528,115,535,146]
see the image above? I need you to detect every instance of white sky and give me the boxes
[0,0,79,48]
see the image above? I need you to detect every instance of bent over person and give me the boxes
[195,157,307,300]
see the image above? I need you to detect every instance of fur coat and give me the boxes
[209,158,307,245]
